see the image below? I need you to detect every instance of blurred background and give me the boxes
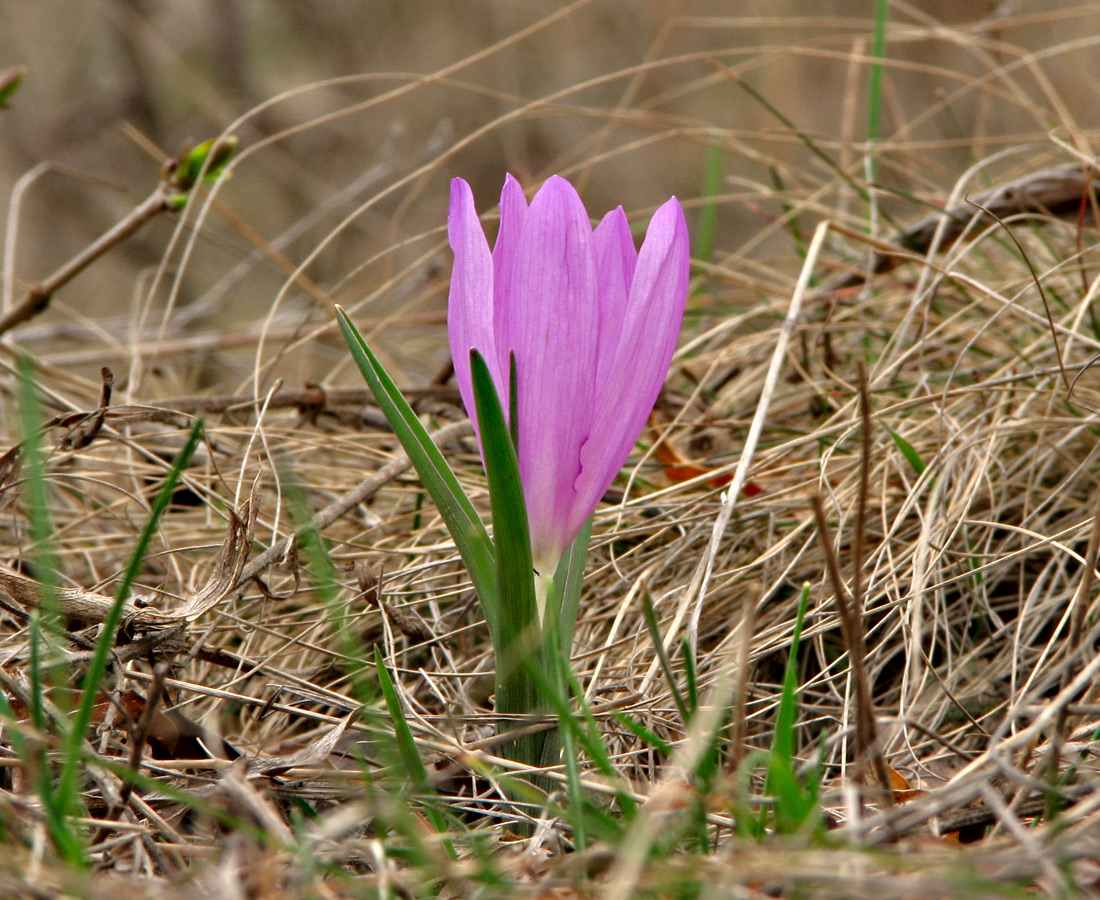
[1,0,1098,400]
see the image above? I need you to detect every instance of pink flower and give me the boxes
[448,174,689,574]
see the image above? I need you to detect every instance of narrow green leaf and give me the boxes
[26,617,46,733]
[867,0,890,188]
[771,583,809,765]
[691,691,731,794]
[555,647,586,850]
[508,352,520,453]
[695,146,722,265]
[769,167,808,260]
[534,657,635,821]
[336,307,498,619]
[768,759,815,834]
[613,713,673,755]
[57,417,204,820]
[470,349,541,767]
[373,646,454,853]
[765,583,821,834]
[733,77,902,234]
[280,457,375,704]
[641,587,690,725]
[17,357,83,866]
[552,517,591,653]
[681,636,699,715]
[17,356,59,605]
[886,425,925,476]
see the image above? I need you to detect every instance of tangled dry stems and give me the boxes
[3,155,1100,895]
[4,4,1100,896]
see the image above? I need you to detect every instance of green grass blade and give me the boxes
[281,462,455,860]
[26,616,46,732]
[281,458,376,704]
[681,636,699,716]
[554,647,587,850]
[17,357,61,735]
[522,651,635,822]
[508,350,520,451]
[534,519,591,782]
[867,0,890,188]
[613,712,673,755]
[769,167,808,260]
[17,357,59,592]
[765,583,820,833]
[771,583,809,764]
[733,76,902,234]
[336,307,498,617]
[373,647,454,855]
[695,146,722,265]
[56,417,204,821]
[17,357,83,865]
[641,587,690,725]
[0,65,26,108]
[886,425,925,476]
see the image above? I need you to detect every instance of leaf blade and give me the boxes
[336,307,498,620]
[471,349,541,766]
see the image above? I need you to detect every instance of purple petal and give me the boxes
[571,196,689,538]
[501,175,599,569]
[591,206,636,384]
[492,174,529,383]
[447,178,502,439]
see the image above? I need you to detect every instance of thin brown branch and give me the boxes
[810,493,892,802]
[0,185,175,337]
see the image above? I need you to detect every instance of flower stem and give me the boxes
[535,570,555,636]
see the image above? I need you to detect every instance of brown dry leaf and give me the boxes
[887,765,924,803]
[248,715,352,775]
[649,417,737,490]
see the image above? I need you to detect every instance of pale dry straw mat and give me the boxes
[2,2,1100,897]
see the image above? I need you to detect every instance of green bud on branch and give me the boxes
[163,135,239,207]
[0,66,27,109]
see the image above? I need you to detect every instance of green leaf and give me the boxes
[886,425,925,476]
[17,357,83,866]
[336,307,498,622]
[0,66,26,109]
[470,349,542,766]
[641,587,690,725]
[765,582,821,834]
[695,145,722,265]
[867,0,890,186]
[682,636,699,715]
[552,516,591,649]
[613,712,673,755]
[374,647,454,855]
[771,583,809,764]
[508,350,520,452]
[279,457,376,704]
[528,655,635,822]
[56,417,204,822]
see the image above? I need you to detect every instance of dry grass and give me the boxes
[3,2,1100,897]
